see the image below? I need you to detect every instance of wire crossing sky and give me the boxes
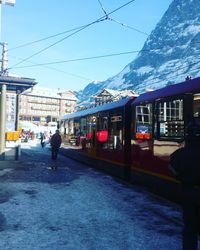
[2,0,172,91]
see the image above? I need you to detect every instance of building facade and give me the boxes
[18,87,77,126]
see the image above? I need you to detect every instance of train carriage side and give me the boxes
[131,77,200,200]
[60,97,136,178]
[94,97,136,178]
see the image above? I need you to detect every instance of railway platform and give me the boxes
[0,140,184,249]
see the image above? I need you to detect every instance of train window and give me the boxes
[74,119,81,136]
[156,99,184,138]
[158,99,183,121]
[193,94,200,118]
[80,118,87,136]
[98,114,108,130]
[108,113,123,150]
[135,103,152,139]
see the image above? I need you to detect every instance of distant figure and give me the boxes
[50,129,62,161]
[170,121,200,250]
[40,132,46,148]
[186,75,192,81]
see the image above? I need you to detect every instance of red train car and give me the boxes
[130,76,200,199]
[60,96,136,177]
[60,77,200,200]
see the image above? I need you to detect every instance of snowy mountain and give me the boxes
[79,0,200,103]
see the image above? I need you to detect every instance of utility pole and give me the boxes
[0,0,15,159]
[0,41,8,74]
[0,1,15,75]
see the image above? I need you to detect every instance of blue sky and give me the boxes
[1,0,172,91]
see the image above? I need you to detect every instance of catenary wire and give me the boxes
[97,0,107,15]
[108,18,149,36]
[9,0,136,69]
[10,50,142,69]
[10,0,145,52]
[9,51,200,89]
[97,0,149,36]
[9,40,200,70]
[9,55,94,82]
[9,24,92,51]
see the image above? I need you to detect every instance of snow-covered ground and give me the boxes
[0,140,184,249]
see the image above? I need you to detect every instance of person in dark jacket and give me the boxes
[170,121,200,250]
[40,132,46,148]
[50,130,62,160]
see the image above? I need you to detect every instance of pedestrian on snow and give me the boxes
[40,132,46,148]
[50,129,62,160]
[170,121,200,250]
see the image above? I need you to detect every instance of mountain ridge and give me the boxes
[78,0,200,103]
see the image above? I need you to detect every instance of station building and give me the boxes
[18,87,77,126]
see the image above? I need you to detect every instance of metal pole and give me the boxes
[0,4,2,42]
[0,83,6,159]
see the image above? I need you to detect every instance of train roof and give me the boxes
[61,96,135,120]
[133,76,200,104]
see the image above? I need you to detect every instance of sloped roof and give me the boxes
[95,89,120,98]
[0,75,37,93]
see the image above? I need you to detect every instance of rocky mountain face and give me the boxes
[78,0,200,103]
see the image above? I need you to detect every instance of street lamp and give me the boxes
[0,0,15,6]
[0,0,15,73]
[0,0,15,40]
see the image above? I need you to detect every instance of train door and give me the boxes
[61,119,75,145]
[131,102,154,173]
[96,113,109,149]
[86,114,97,156]
[95,109,124,164]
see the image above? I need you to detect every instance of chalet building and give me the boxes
[94,89,137,106]
[19,87,77,126]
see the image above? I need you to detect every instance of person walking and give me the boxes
[170,121,200,250]
[40,132,46,148]
[50,129,62,161]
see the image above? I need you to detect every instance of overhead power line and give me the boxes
[9,0,136,69]
[10,39,200,70]
[9,24,91,51]
[97,0,149,36]
[108,18,149,36]
[9,50,141,69]
[97,0,107,15]
[9,55,93,82]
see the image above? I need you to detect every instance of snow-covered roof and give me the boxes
[103,89,121,96]
[23,87,77,101]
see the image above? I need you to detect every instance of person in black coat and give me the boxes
[50,130,62,160]
[40,132,46,148]
[170,121,200,250]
